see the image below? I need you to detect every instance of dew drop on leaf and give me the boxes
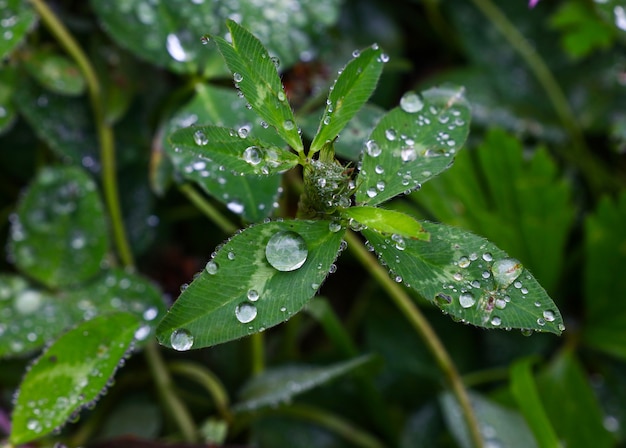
[283,120,295,130]
[385,128,397,141]
[205,260,219,274]
[400,147,417,162]
[328,221,342,233]
[166,33,188,62]
[459,292,475,308]
[399,92,424,113]
[491,258,523,289]
[233,72,243,83]
[170,328,194,351]
[193,130,209,146]
[490,316,502,326]
[543,310,555,322]
[237,127,249,138]
[247,289,259,302]
[235,302,257,323]
[265,231,308,272]
[365,139,381,157]
[458,256,470,268]
[243,146,262,165]
[227,200,244,215]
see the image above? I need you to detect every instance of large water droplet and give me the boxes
[459,292,476,308]
[206,260,218,274]
[491,258,523,288]
[193,130,209,146]
[399,92,424,113]
[543,310,555,322]
[235,302,257,323]
[247,289,259,302]
[266,231,308,271]
[243,146,262,165]
[171,328,194,351]
[365,139,381,157]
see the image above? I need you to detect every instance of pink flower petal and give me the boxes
[529,0,540,8]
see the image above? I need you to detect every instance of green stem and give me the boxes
[236,404,385,448]
[178,184,238,234]
[144,341,198,442]
[250,332,265,374]
[30,0,135,267]
[345,230,483,448]
[468,0,611,193]
[168,361,233,423]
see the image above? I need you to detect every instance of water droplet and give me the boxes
[399,92,424,113]
[26,418,42,432]
[171,329,194,351]
[459,292,475,308]
[233,72,243,83]
[376,180,386,191]
[514,281,522,289]
[536,318,546,326]
[482,271,491,279]
[380,53,389,63]
[283,120,295,130]
[247,289,259,301]
[495,298,507,309]
[328,264,337,274]
[366,187,377,198]
[482,253,493,262]
[491,258,523,288]
[328,221,342,233]
[375,165,385,174]
[243,146,262,165]
[490,316,502,326]
[270,56,280,68]
[278,91,286,102]
[521,329,533,337]
[235,302,257,323]
[543,310,555,322]
[365,139,381,157]
[385,128,397,141]
[392,234,406,251]
[435,292,452,306]
[200,34,210,45]
[193,130,209,146]
[237,127,249,138]
[166,33,188,62]
[458,256,470,268]
[352,49,361,57]
[400,147,417,162]
[205,260,218,274]
[227,251,236,260]
[227,200,244,215]
[265,231,308,272]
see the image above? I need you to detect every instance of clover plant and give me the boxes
[156,20,564,352]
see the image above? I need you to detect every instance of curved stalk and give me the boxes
[345,230,483,448]
[468,0,612,193]
[30,0,135,267]
[168,361,232,423]
[145,341,198,442]
[178,184,238,234]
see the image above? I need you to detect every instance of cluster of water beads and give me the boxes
[439,251,563,332]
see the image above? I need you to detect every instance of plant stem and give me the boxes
[168,361,232,423]
[250,332,265,374]
[30,0,135,267]
[178,184,238,234]
[144,341,198,442]
[345,230,483,448]
[468,0,611,193]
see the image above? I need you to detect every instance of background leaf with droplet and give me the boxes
[168,125,299,176]
[0,269,165,357]
[22,49,86,96]
[10,312,139,445]
[342,206,429,240]
[440,391,537,448]
[156,220,345,349]
[233,355,372,412]
[211,20,303,153]
[160,84,288,222]
[0,0,37,60]
[362,222,564,334]
[13,79,99,165]
[355,85,471,206]
[9,166,108,288]
[309,45,385,154]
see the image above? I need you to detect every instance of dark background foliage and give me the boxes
[1,0,625,446]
